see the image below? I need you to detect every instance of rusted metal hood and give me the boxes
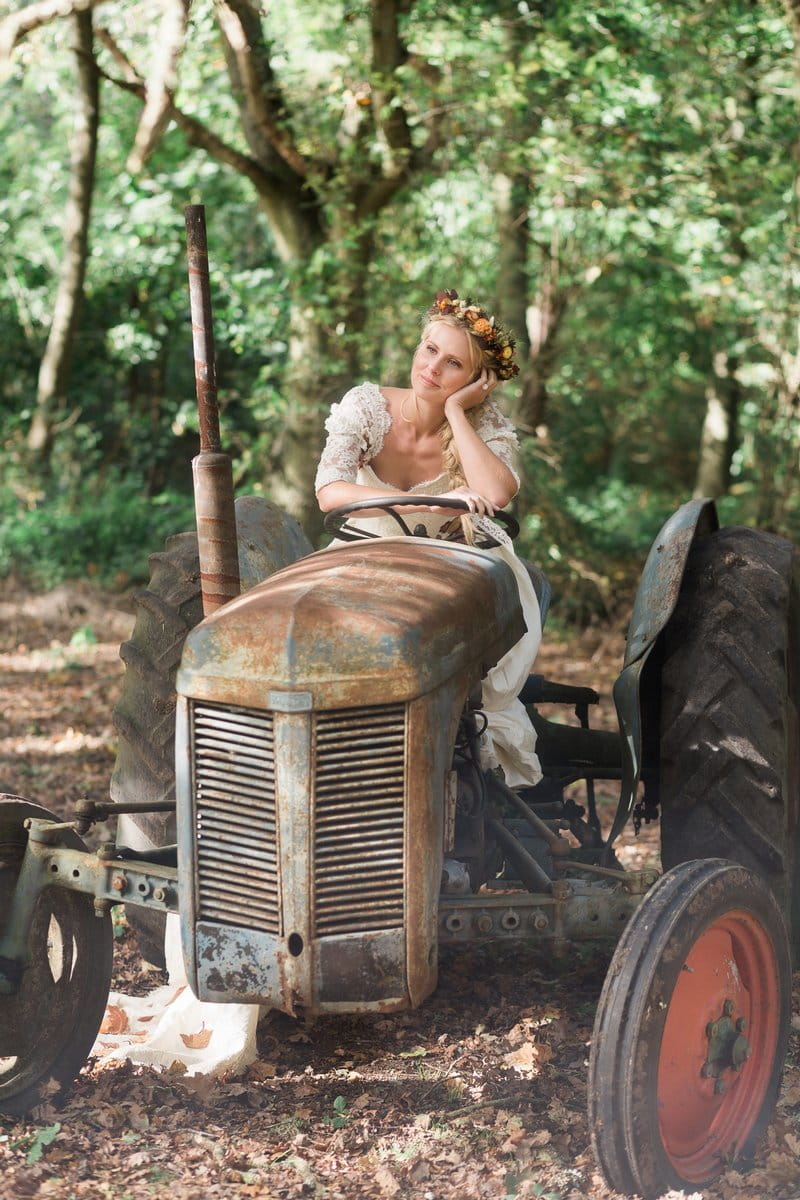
[177,538,525,709]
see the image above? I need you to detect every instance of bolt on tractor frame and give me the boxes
[1,208,798,1200]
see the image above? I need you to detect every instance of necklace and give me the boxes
[399,390,417,424]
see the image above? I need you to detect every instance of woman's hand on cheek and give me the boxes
[445,368,498,414]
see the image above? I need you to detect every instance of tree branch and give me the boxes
[95,27,269,188]
[127,0,190,173]
[783,0,800,45]
[369,0,413,157]
[0,0,108,59]
[214,0,307,180]
[348,0,448,217]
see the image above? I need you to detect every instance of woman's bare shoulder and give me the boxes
[380,385,404,404]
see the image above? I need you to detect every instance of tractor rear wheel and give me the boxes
[659,526,800,960]
[589,858,790,1198]
[111,531,202,966]
[111,496,312,966]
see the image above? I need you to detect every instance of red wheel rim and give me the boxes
[657,909,781,1182]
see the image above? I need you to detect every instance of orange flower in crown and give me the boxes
[428,290,520,380]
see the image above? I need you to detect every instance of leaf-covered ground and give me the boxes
[1,579,799,1200]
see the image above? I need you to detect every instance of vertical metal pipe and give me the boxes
[184,205,240,614]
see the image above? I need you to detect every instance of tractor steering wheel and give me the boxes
[323,495,520,545]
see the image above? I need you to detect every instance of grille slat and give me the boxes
[193,702,280,935]
[194,748,275,771]
[191,699,407,943]
[198,781,277,805]
[314,703,406,937]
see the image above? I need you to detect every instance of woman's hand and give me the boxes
[444,368,499,415]
[428,486,496,517]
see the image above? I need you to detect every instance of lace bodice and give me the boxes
[314,381,520,494]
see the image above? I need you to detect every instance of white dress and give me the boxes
[316,382,542,788]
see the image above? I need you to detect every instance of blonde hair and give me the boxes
[421,314,491,543]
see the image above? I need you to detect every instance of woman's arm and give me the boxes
[317,480,416,514]
[444,373,518,508]
[316,480,492,518]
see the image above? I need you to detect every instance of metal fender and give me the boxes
[606,498,719,848]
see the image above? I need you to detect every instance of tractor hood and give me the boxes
[176,538,526,710]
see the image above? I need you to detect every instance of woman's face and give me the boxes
[411,322,475,401]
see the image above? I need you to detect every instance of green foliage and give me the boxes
[0,477,195,587]
[23,1122,61,1165]
[322,1095,349,1129]
[0,0,798,604]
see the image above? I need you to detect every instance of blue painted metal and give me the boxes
[0,816,178,992]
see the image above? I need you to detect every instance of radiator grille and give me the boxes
[313,704,406,937]
[192,702,280,934]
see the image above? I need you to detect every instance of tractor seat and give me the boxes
[518,673,599,708]
[528,710,622,773]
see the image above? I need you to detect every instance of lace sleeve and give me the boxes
[475,400,521,493]
[314,383,392,492]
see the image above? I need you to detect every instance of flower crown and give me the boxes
[427,289,520,380]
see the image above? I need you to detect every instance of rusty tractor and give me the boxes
[1,208,798,1199]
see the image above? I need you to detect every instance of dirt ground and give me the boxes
[1,579,799,1200]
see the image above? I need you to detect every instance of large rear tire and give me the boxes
[589,859,790,1198]
[659,526,800,961]
[110,530,202,966]
[111,496,312,965]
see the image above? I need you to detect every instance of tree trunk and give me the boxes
[693,349,740,499]
[494,170,531,366]
[209,0,434,538]
[493,168,570,437]
[27,9,99,466]
[268,302,353,541]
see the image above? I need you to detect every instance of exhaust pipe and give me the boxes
[184,204,240,615]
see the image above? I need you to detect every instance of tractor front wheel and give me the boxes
[0,796,113,1116]
[589,858,790,1198]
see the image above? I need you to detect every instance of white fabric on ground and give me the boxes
[92,914,260,1077]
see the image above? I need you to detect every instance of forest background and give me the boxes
[1,0,799,627]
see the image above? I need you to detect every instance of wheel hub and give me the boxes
[701,998,752,1093]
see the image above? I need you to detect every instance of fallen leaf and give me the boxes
[180,1026,213,1050]
[503,1040,553,1075]
[100,1005,129,1035]
[374,1166,402,1196]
